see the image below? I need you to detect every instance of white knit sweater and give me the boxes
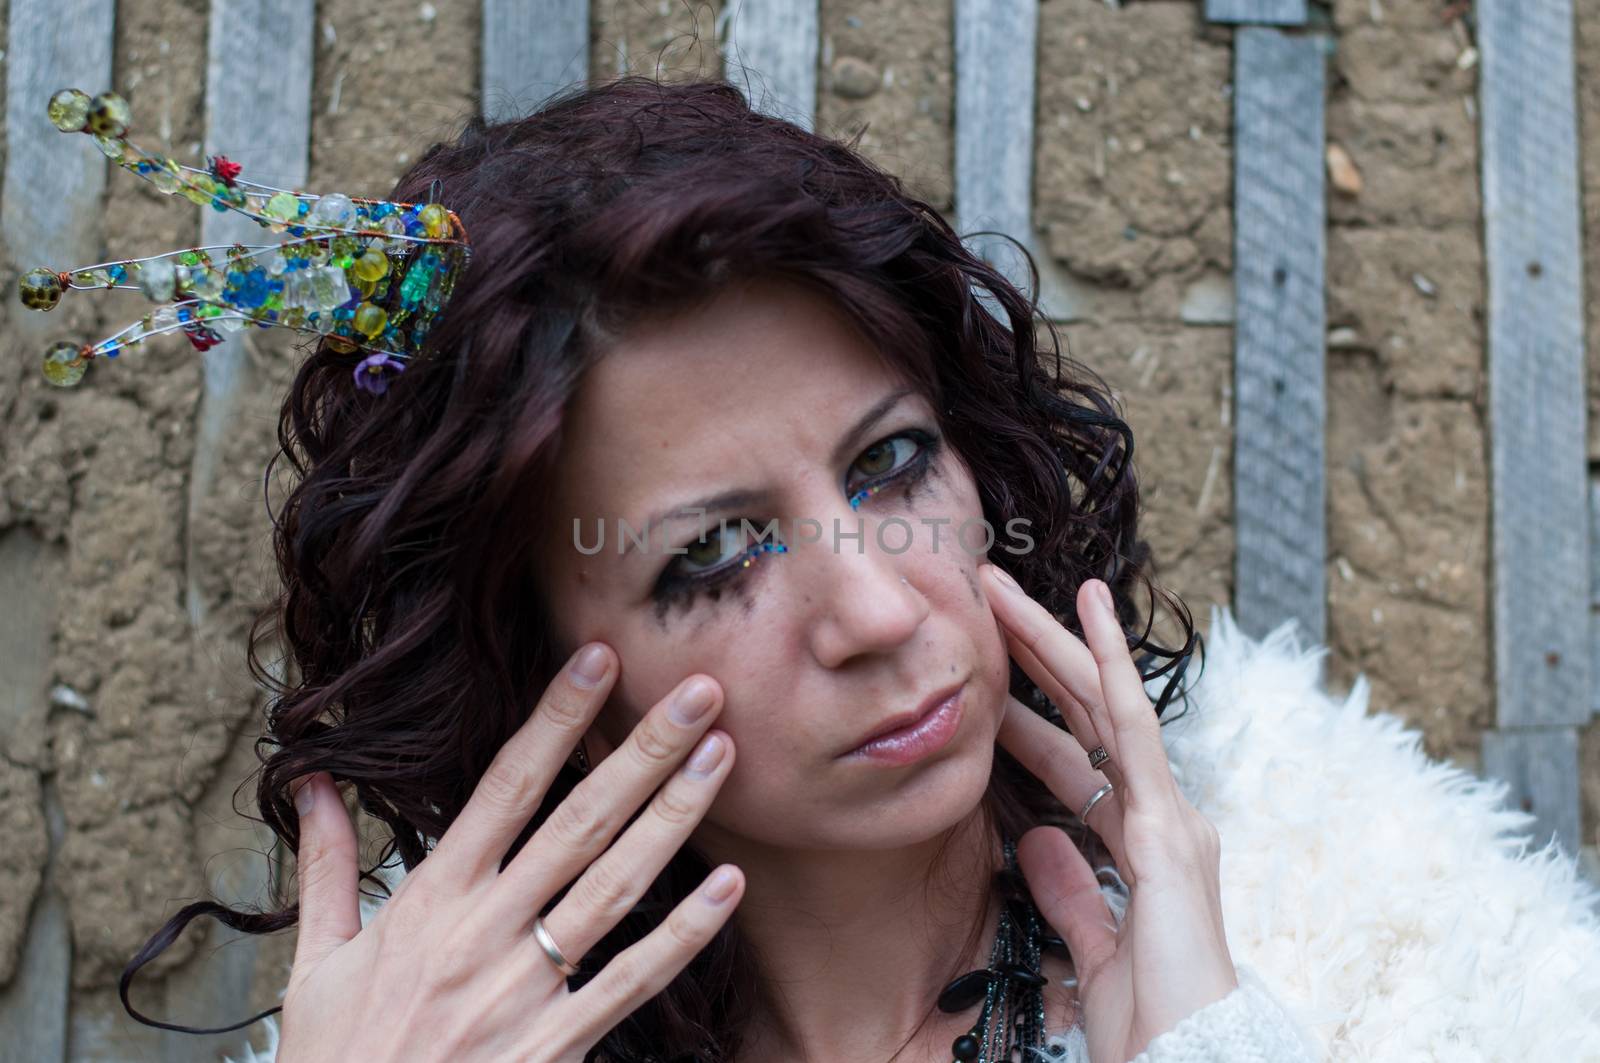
[227,605,1600,1062]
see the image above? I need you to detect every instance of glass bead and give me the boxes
[378,214,408,252]
[310,193,355,230]
[180,172,216,206]
[189,267,224,300]
[419,203,450,238]
[264,249,288,276]
[42,342,87,387]
[137,258,177,301]
[150,162,183,195]
[325,335,357,354]
[353,302,387,339]
[264,191,301,223]
[20,268,64,311]
[48,88,92,132]
[87,92,131,138]
[217,315,247,334]
[352,248,390,283]
[92,134,124,161]
[311,264,352,310]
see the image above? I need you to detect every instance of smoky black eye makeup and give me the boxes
[647,426,944,615]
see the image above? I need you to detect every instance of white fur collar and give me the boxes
[226,605,1600,1061]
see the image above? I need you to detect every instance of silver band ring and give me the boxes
[1087,745,1109,771]
[533,915,581,977]
[1080,782,1114,822]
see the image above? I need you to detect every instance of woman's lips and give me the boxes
[842,685,965,765]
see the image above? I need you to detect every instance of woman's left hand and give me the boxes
[978,563,1238,1063]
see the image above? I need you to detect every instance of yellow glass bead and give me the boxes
[264,191,301,223]
[180,172,217,206]
[353,275,376,299]
[47,88,92,132]
[354,302,388,339]
[325,335,358,354]
[420,203,449,238]
[42,342,88,387]
[86,92,131,138]
[20,269,64,311]
[352,249,389,283]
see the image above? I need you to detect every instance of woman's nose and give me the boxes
[803,534,930,669]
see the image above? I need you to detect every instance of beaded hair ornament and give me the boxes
[17,88,471,395]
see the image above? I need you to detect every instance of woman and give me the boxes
[119,74,1563,1062]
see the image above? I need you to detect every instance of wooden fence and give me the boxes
[1,0,1594,1058]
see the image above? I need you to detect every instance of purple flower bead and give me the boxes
[354,352,404,395]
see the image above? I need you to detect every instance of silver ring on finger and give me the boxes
[1087,745,1110,771]
[533,915,581,977]
[1080,782,1114,822]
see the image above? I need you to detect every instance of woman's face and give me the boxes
[536,274,1012,854]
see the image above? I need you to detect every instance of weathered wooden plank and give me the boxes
[1204,0,1307,25]
[1230,28,1326,650]
[482,0,589,122]
[954,0,1088,323]
[718,0,819,132]
[1478,0,1590,729]
[188,0,314,627]
[1481,729,1583,858]
[0,8,115,1057]
[1592,477,1600,718]
[0,867,69,1063]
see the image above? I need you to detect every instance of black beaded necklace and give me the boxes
[935,835,1071,1063]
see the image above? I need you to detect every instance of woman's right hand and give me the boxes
[276,642,741,1062]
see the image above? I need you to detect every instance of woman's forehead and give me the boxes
[559,278,917,484]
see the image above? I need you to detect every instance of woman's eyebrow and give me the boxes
[828,386,916,468]
[637,386,919,540]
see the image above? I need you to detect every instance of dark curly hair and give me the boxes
[119,74,1201,1062]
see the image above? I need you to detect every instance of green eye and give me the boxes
[851,436,916,483]
[680,524,750,574]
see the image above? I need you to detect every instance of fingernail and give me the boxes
[670,678,717,726]
[685,732,726,777]
[1095,580,1114,613]
[989,565,1020,591]
[293,774,317,815]
[702,866,737,904]
[571,644,609,687]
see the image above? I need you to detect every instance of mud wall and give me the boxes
[0,2,1595,1059]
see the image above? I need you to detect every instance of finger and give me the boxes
[1077,579,1178,803]
[980,565,1127,778]
[554,864,745,1054]
[997,695,1128,876]
[1016,825,1118,985]
[289,773,362,977]
[999,621,1115,773]
[531,727,734,965]
[432,643,618,885]
[499,673,724,908]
